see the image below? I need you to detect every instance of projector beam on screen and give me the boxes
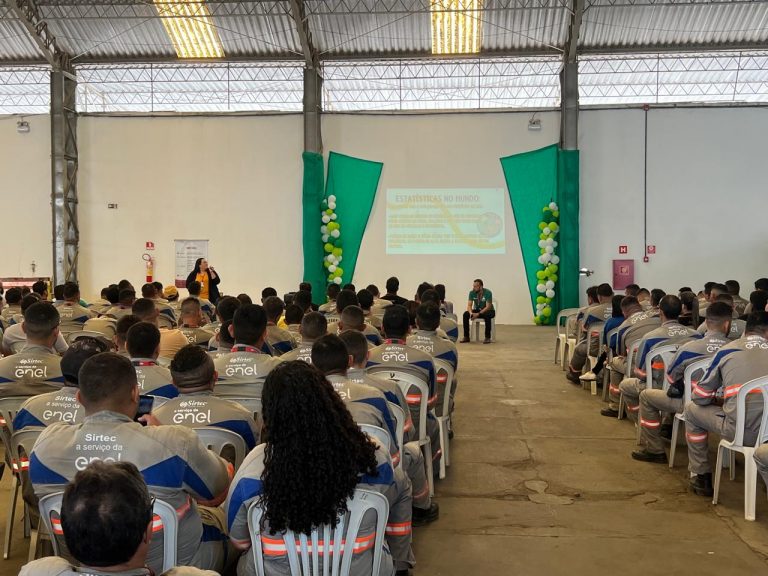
[386,188,506,256]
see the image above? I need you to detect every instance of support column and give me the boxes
[303,67,323,154]
[51,58,79,284]
[559,61,579,150]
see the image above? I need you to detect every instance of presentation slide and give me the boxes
[386,188,506,255]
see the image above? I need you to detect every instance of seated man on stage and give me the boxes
[461,279,495,344]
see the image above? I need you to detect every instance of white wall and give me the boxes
[579,107,768,302]
[0,115,52,278]
[77,115,304,299]
[323,112,560,323]
[5,107,767,321]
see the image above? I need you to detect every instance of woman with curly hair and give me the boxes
[225,361,402,576]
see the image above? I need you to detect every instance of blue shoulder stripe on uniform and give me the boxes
[355,398,398,449]
[366,334,382,346]
[201,522,227,543]
[29,453,70,485]
[212,420,257,451]
[0,377,13,384]
[273,341,294,354]
[141,456,185,489]
[13,409,46,431]
[668,350,703,373]
[227,477,263,530]
[360,462,394,487]
[700,347,740,382]
[446,326,458,338]
[182,462,217,501]
[637,337,667,368]
[435,350,458,368]
[149,385,180,400]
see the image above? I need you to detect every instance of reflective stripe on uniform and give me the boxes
[385,521,412,536]
[686,432,708,443]
[259,533,376,556]
[640,418,660,429]
[11,457,29,472]
[692,383,715,398]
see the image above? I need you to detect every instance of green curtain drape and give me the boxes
[325,151,383,286]
[500,144,580,324]
[301,151,327,305]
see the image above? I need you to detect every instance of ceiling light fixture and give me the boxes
[431,0,482,55]
[154,0,225,59]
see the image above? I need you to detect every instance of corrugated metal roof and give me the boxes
[581,0,768,50]
[2,0,768,63]
[0,8,45,62]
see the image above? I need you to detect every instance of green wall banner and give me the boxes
[322,151,383,288]
[301,151,327,304]
[500,144,580,324]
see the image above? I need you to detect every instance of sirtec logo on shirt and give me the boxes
[75,434,124,471]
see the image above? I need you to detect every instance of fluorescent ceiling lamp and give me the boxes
[154,0,225,59]
[431,0,483,55]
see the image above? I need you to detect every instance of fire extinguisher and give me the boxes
[142,253,154,282]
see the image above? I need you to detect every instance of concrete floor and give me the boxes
[2,325,768,574]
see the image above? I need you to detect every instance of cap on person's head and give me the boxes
[163,285,179,300]
[61,339,110,386]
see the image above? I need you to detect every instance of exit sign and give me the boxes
[619,245,628,254]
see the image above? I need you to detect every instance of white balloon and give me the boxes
[538,255,546,264]
[328,202,336,210]
[545,246,554,254]
[328,195,337,203]
[322,234,329,242]
[331,213,337,221]
[320,225,328,234]
[546,289,555,298]
[545,280,555,289]
[326,255,334,262]
[549,202,558,211]
[536,284,546,293]
[542,227,551,235]
[545,238,554,246]
[328,265,337,273]
[322,215,330,224]
[331,229,340,238]
[337,256,342,262]
[551,255,560,264]
[542,253,552,263]
[538,240,546,248]
[333,276,342,285]
[552,241,558,248]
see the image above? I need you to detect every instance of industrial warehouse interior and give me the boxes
[1,1,768,575]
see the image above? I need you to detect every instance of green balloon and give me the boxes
[551,274,558,283]
[552,210,559,217]
[536,296,546,304]
[536,271,546,280]
[542,307,552,317]
[335,267,344,276]
[534,316,542,325]
[538,222,547,230]
[332,248,342,257]
[550,264,558,273]
[324,243,333,253]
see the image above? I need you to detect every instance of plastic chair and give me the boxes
[386,401,405,473]
[554,308,579,368]
[668,358,712,469]
[367,367,434,497]
[712,376,768,521]
[602,327,621,402]
[617,341,640,420]
[433,359,455,480]
[10,427,43,562]
[359,424,391,455]
[472,299,497,342]
[64,330,113,346]
[247,488,389,576]
[229,397,262,420]
[0,396,32,560]
[38,491,178,572]
[193,427,248,472]
[631,344,678,443]
[583,322,605,395]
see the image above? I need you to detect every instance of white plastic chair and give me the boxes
[617,341,640,420]
[10,427,43,562]
[38,491,178,572]
[583,322,605,395]
[193,426,248,471]
[472,299,497,342]
[554,308,579,368]
[229,397,262,420]
[359,424,391,455]
[386,401,405,473]
[712,376,768,521]
[433,359,455,480]
[0,396,33,560]
[602,327,621,402]
[367,367,434,497]
[631,344,678,443]
[668,358,712,469]
[246,488,389,576]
